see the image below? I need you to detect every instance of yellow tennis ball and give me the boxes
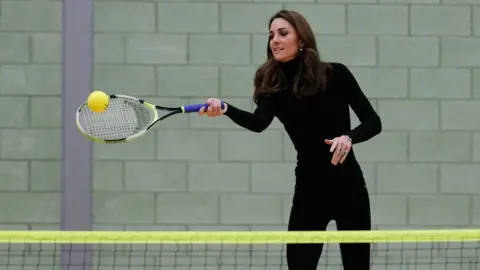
[87,90,109,113]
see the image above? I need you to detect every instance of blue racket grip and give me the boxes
[182,101,225,113]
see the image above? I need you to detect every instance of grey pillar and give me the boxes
[61,0,94,269]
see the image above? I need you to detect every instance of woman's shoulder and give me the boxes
[322,62,356,87]
[325,62,352,77]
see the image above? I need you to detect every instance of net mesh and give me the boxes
[0,230,479,269]
[78,96,155,140]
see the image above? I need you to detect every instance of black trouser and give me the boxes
[286,174,371,270]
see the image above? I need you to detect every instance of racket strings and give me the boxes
[79,98,154,140]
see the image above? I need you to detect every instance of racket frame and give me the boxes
[76,94,183,143]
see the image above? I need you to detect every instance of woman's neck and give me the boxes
[278,56,300,82]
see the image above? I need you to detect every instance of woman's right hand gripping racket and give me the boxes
[76,94,225,143]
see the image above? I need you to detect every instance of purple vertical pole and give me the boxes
[61,0,93,269]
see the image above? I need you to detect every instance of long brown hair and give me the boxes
[253,10,331,103]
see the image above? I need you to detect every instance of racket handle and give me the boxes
[183,101,225,113]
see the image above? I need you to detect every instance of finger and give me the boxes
[330,140,338,153]
[332,142,344,164]
[207,105,213,116]
[336,146,345,163]
[209,100,216,115]
[213,100,220,116]
[331,148,339,165]
[332,154,339,165]
[339,142,351,164]
[324,139,333,145]
[198,106,205,116]
[340,148,349,163]
[339,150,349,164]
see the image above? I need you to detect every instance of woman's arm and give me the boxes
[336,63,382,144]
[223,96,275,133]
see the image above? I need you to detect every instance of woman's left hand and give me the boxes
[324,135,352,165]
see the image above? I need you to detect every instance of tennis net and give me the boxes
[0,229,478,269]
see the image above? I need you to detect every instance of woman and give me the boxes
[199,10,382,270]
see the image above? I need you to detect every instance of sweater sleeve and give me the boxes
[223,95,276,133]
[335,63,382,144]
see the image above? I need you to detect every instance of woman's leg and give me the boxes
[335,181,372,270]
[286,190,331,270]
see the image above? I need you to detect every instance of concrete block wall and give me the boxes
[0,0,480,235]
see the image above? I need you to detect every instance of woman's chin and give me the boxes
[274,55,294,62]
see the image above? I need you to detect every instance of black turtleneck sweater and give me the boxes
[224,59,382,185]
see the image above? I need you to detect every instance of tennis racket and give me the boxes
[76,94,225,143]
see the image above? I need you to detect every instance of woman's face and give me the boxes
[269,18,301,62]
